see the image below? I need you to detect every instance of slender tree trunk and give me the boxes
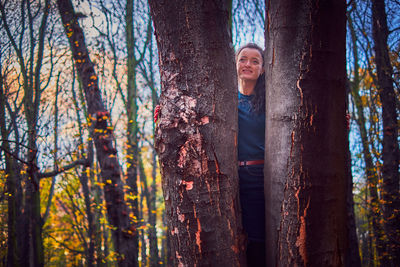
[354,66,384,266]
[345,143,361,267]
[138,153,156,266]
[26,135,44,267]
[371,1,400,265]
[264,0,348,265]
[148,157,160,267]
[348,12,385,265]
[103,228,109,266]
[57,1,137,265]
[0,70,19,267]
[345,82,362,267]
[3,134,18,267]
[149,35,160,267]
[79,168,95,267]
[71,67,95,267]
[0,1,49,265]
[125,0,139,265]
[92,169,105,267]
[161,212,170,266]
[139,189,147,267]
[148,0,245,265]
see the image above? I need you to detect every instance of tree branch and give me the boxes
[38,158,88,179]
[44,232,84,254]
[0,144,30,166]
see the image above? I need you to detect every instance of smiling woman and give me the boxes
[237,48,264,94]
[236,43,266,267]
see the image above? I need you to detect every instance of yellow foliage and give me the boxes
[360,95,367,106]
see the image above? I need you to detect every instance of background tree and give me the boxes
[0,1,54,265]
[347,0,400,265]
[371,0,400,264]
[57,0,137,265]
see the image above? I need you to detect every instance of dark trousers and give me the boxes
[239,165,266,266]
[247,241,266,267]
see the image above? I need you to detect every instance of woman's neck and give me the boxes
[238,79,256,95]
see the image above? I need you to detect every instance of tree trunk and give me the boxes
[161,212,170,266]
[149,35,160,267]
[264,0,348,265]
[0,1,50,265]
[348,11,385,265]
[148,157,160,267]
[0,70,19,267]
[26,137,44,267]
[57,0,137,265]
[79,168,95,267]
[138,152,159,266]
[139,189,147,267]
[371,1,400,265]
[125,0,139,265]
[345,80,361,267]
[148,0,245,265]
[71,68,95,267]
[345,145,361,267]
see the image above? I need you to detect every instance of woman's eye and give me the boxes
[253,61,259,64]
[239,58,246,62]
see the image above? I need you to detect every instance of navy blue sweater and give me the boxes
[238,92,265,161]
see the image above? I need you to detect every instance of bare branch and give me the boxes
[0,144,31,166]
[38,158,88,179]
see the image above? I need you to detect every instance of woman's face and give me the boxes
[236,48,264,82]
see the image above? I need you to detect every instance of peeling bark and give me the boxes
[148,0,245,265]
[265,0,348,266]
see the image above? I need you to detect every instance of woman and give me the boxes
[236,43,266,267]
[154,43,266,265]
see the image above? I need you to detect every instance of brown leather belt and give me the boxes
[238,160,264,166]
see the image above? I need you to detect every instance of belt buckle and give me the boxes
[239,161,247,167]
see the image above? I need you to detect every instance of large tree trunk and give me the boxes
[148,0,245,265]
[264,0,348,265]
[371,1,400,265]
[57,0,137,266]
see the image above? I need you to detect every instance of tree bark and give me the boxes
[371,1,400,265]
[57,0,137,265]
[148,0,245,265]
[264,0,348,265]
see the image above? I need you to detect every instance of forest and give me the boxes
[0,0,399,266]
